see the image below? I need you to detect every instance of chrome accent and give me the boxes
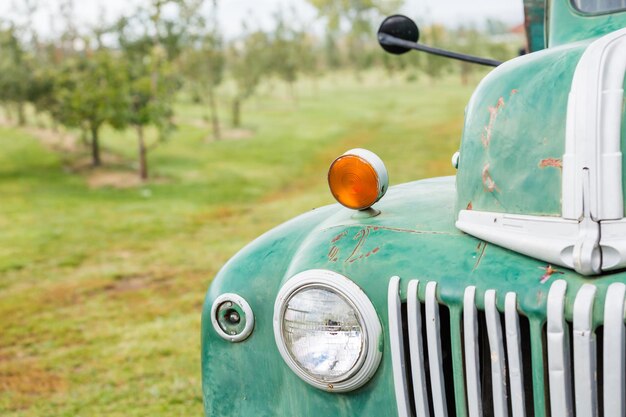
[604,283,626,417]
[464,286,483,417]
[505,292,526,417]
[388,277,626,417]
[485,290,509,417]
[388,276,410,417]
[426,282,449,417]
[547,280,573,417]
[573,284,598,417]
[408,280,430,417]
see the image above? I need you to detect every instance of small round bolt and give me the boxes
[451,151,460,169]
[227,311,241,324]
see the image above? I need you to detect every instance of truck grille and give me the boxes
[387,277,626,417]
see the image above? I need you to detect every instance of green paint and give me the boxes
[529,319,548,417]
[456,41,586,216]
[524,0,547,52]
[549,0,626,46]
[202,177,626,416]
[449,307,468,417]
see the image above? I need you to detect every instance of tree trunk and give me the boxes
[232,98,241,128]
[4,105,13,124]
[17,103,26,126]
[136,124,148,181]
[90,125,101,167]
[208,88,221,141]
[289,81,298,105]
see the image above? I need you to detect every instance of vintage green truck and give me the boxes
[201,1,626,416]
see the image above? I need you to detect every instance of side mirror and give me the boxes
[377,14,503,67]
[377,15,419,55]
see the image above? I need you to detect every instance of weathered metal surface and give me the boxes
[549,0,626,47]
[524,0,547,52]
[202,177,626,417]
[456,42,587,216]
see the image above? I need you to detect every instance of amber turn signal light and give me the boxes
[328,149,389,210]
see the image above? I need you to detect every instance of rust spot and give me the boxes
[539,158,563,169]
[482,164,498,193]
[481,97,505,147]
[510,89,519,96]
[365,247,381,258]
[466,202,473,210]
[328,246,339,262]
[539,265,564,284]
[327,224,457,265]
[345,228,371,264]
[332,231,348,243]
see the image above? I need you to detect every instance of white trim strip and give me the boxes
[604,283,626,417]
[485,290,509,417]
[388,276,411,417]
[572,284,598,417]
[547,280,573,417]
[464,286,483,417]
[505,292,526,417]
[407,280,431,417]
[563,27,626,221]
[426,282,449,417]
[456,210,580,272]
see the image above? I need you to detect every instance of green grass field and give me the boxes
[0,72,481,416]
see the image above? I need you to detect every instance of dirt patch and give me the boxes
[100,272,176,295]
[204,128,254,142]
[0,358,67,396]
[87,170,145,189]
[24,126,78,153]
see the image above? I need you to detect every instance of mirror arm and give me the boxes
[378,33,503,67]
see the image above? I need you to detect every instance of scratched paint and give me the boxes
[539,158,563,169]
[327,246,339,262]
[456,42,586,216]
[472,242,488,271]
[539,265,564,284]
[481,97,505,147]
[326,223,459,265]
[482,164,498,193]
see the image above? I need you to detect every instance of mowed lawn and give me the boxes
[0,72,480,416]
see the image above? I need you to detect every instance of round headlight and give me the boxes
[274,270,382,392]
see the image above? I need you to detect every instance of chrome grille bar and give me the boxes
[388,276,411,417]
[604,283,626,417]
[573,284,598,417]
[505,292,526,417]
[547,279,573,417]
[426,281,449,417]
[388,276,626,417]
[408,280,431,417]
[485,290,509,417]
[464,286,483,417]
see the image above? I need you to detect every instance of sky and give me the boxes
[0,0,525,38]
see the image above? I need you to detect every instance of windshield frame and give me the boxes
[570,0,626,16]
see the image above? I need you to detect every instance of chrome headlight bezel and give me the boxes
[273,269,383,392]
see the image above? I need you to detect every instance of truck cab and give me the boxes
[201,1,626,416]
